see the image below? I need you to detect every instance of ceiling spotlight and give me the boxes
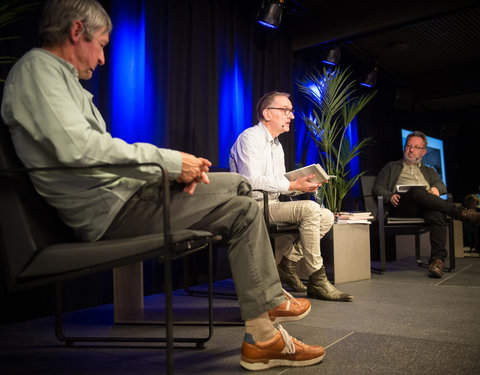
[257,0,285,29]
[322,47,341,66]
[360,67,378,88]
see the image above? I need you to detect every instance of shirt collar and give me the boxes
[37,47,79,78]
[403,159,422,168]
[258,121,280,145]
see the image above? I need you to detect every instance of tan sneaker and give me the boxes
[268,290,311,323]
[240,324,325,371]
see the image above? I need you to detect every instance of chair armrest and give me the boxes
[377,195,385,221]
[0,162,164,175]
[253,189,270,227]
[0,162,175,245]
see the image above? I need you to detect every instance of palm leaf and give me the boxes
[297,65,377,211]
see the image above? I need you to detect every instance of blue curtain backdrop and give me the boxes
[102,0,293,168]
[218,49,252,168]
[100,0,359,191]
[110,0,155,144]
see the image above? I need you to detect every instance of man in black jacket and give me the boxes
[373,131,480,278]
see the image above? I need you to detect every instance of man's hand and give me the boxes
[289,174,322,193]
[429,187,440,196]
[177,152,212,195]
[390,193,401,207]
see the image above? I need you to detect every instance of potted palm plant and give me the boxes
[297,66,377,213]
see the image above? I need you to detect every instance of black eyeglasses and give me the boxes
[405,144,425,151]
[267,107,295,116]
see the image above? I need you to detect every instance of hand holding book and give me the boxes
[289,174,321,192]
[284,164,335,184]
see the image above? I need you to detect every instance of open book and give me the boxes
[395,184,427,193]
[284,164,335,184]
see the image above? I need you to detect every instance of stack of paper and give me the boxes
[334,211,374,224]
[395,184,427,193]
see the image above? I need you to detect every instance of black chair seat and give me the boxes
[269,222,301,234]
[19,230,215,279]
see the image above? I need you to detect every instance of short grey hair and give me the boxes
[256,91,290,122]
[406,130,428,148]
[39,0,112,46]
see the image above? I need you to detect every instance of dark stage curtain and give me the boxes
[98,0,296,169]
[0,0,296,324]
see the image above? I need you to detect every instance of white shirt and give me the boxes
[229,122,290,201]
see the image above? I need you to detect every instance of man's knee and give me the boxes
[207,172,252,197]
[300,200,333,223]
[321,207,335,226]
[229,195,263,221]
[408,186,428,200]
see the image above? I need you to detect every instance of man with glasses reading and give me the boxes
[230,91,353,302]
[374,130,480,277]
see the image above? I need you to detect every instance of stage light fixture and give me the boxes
[360,67,378,88]
[322,47,341,66]
[257,0,285,29]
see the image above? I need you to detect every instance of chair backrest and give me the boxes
[0,119,75,289]
[359,175,379,218]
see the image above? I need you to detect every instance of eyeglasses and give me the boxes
[405,144,425,151]
[267,107,295,116]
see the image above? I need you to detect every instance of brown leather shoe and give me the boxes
[268,290,311,323]
[429,258,444,278]
[240,324,325,371]
[462,209,480,226]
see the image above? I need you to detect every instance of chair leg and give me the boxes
[165,250,174,374]
[55,282,73,347]
[54,242,217,375]
[378,225,386,274]
[447,219,456,271]
[415,232,422,265]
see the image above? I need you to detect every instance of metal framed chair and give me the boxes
[254,189,301,250]
[359,175,455,274]
[0,121,221,375]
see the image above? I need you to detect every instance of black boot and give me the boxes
[277,257,307,292]
[307,267,354,302]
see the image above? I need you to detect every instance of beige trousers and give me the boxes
[258,199,334,276]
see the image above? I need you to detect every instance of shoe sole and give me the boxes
[307,290,354,302]
[283,285,307,293]
[428,271,443,278]
[269,305,311,324]
[240,352,325,371]
[279,278,307,293]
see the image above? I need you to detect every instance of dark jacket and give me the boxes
[373,159,447,204]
